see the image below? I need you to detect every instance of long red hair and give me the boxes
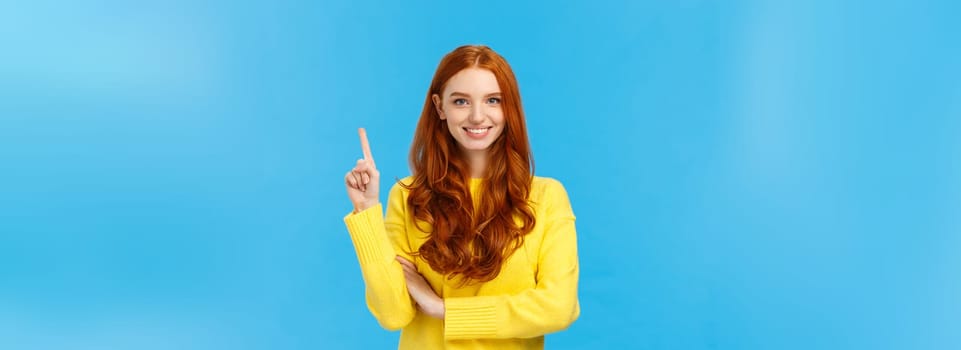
[404,45,536,283]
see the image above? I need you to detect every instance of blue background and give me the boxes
[2,1,959,349]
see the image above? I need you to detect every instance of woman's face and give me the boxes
[432,68,505,157]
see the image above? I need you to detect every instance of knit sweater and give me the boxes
[343,176,580,349]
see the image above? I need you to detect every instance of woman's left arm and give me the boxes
[444,214,579,339]
[398,179,580,339]
[431,179,580,340]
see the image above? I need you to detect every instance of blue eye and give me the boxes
[453,98,468,106]
[487,97,501,104]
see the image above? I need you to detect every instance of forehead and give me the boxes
[443,68,500,95]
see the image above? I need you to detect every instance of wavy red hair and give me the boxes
[403,45,536,284]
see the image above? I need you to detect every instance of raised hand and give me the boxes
[345,128,380,213]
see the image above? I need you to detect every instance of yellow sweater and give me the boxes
[343,176,580,349]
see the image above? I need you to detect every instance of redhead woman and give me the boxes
[344,45,579,349]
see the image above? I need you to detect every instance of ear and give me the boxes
[431,94,446,120]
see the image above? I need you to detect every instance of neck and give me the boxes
[463,149,487,178]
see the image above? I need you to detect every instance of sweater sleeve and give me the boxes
[343,183,416,330]
[443,179,580,340]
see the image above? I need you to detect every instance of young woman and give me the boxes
[343,45,579,349]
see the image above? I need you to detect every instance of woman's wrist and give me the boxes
[431,297,446,320]
[353,201,379,214]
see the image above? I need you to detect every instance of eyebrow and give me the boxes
[449,91,502,98]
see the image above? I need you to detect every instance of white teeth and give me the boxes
[466,127,489,134]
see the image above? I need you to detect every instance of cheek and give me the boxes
[444,111,465,132]
[445,108,469,122]
[446,122,459,135]
[491,109,505,125]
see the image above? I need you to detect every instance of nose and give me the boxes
[468,104,484,124]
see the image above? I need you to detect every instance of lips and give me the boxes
[463,127,492,139]
[465,127,490,134]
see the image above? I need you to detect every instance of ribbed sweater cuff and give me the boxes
[343,204,390,267]
[444,296,498,339]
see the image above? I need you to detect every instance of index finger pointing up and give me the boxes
[358,127,375,166]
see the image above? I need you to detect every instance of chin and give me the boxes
[462,147,490,152]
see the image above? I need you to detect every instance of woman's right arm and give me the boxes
[343,183,416,330]
[343,128,415,330]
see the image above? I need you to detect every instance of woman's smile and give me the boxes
[464,127,492,138]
